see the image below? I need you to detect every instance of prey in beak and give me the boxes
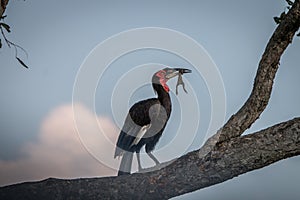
[164,68,192,79]
[174,68,191,95]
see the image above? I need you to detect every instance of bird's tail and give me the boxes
[117,151,133,176]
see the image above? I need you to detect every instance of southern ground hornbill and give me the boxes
[114,67,191,176]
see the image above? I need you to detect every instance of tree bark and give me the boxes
[0,0,299,199]
[0,118,299,200]
[0,0,9,18]
[217,0,300,142]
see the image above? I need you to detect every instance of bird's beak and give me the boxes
[165,68,192,79]
[174,68,192,74]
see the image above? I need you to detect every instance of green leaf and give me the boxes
[16,57,29,69]
[286,0,293,6]
[0,22,11,32]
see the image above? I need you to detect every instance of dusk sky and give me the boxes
[0,1,299,199]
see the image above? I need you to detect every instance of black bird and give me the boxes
[114,67,191,176]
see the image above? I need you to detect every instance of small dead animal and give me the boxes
[176,72,188,95]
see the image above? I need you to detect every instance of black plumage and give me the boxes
[114,67,191,176]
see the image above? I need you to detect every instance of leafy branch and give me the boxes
[0,8,29,68]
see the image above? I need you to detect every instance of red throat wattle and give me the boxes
[156,70,170,92]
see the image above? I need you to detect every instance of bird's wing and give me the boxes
[114,101,166,157]
[143,103,168,139]
[114,113,151,157]
[131,124,151,147]
[114,96,172,158]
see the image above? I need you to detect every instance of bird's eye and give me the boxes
[159,70,166,75]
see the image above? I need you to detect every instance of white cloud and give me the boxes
[0,103,119,186]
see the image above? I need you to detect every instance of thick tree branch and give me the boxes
[0,1,299,199]
[217,0,300,142]
[0,118,299,200]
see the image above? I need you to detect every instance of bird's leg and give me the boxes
[147,152,160,165]
[136,152,143,171]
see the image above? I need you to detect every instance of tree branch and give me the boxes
[0,0,9,19]
[0,1,299,199]
[0,118,299,200]
[217,0,300,142]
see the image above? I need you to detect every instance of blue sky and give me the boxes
[0,1,300,199]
